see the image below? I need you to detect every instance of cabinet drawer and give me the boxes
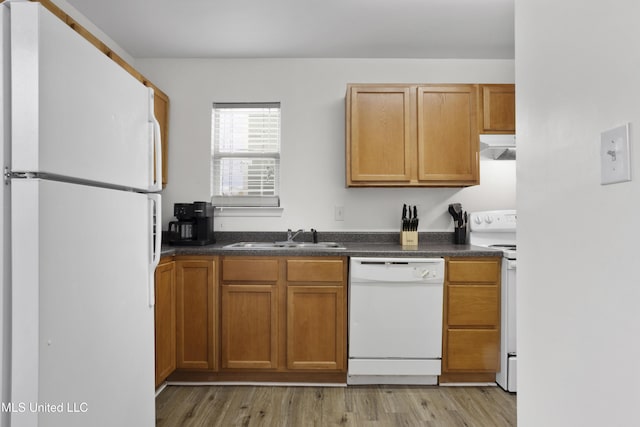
[287,259,344,283]
[445,329,499,372]
[447,259,500,283]
[447,285,499,326]
[222,258,279,282]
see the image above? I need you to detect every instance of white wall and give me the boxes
[137,58,516,231]
[50,0,135,64]
[516,1,640,426]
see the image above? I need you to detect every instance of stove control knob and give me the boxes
[485,215,493,224]
[474,216,482,225]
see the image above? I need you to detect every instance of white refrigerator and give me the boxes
[1,2,162,427]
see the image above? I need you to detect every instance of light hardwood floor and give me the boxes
[156,385,516,426]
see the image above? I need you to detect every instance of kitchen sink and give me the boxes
[223,241,346,250]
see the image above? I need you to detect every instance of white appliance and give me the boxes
[348,257,444,385]
[1,2,162,426]
[469,210,517,392]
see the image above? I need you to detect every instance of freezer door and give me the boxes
[11,179,156,427]
[10,3,161,191]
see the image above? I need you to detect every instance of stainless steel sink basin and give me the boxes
[223,242,282,249]
[223,241,346,250]
[288,242,345,249]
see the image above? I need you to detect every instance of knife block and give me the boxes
[401,230,418,247]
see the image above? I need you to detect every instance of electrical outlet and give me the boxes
[601,123,631,185]
[334,206,344,221]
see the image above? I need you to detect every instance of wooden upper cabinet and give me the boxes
[346,84,479,187]
[153,89,170,188]
[347,86,413,183]
[479,84,515,134]
[417,85,479,185]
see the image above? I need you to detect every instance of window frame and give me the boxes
[210,102,281,208]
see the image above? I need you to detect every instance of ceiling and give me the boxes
[65,0,514,59]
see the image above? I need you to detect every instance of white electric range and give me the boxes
[469,210,517,392]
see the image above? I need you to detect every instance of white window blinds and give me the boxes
[211,102,281,207]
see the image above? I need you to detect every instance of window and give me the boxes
[211,102,281,207]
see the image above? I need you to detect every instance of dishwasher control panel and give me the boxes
[350,257,444,284]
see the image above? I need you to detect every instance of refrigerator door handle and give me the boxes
[148,87,163,192]
[151,115,162,192]
[148,193,162,307]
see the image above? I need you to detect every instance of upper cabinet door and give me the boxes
[347,86,413,184]
[480,84,515,133]
[417,85,479,185]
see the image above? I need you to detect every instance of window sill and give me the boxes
[214,207,284,217]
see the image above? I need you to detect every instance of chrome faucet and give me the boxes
[287,228,304,242]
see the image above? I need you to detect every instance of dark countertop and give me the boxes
[161,231,502,258]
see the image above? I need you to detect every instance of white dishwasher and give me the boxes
[348,257,445,385]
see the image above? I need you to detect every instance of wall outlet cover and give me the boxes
[600,123,631,185]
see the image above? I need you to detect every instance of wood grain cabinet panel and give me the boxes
[347,86,413,183]
[286,286,345,370]
[218,256,347,377]
[286,259,344,283]
[154,259,176,387]
[445,329,500,372]
[448,259,500,283]
[447,285,499,326]
[346,84,479,187]
[222,258,279,282]
[176,258,216,371]
[479,84,515,134]
[441,257,502,382]
[221,284,278,369]
[417,85,479,185]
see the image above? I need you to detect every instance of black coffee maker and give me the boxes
[167,202,215,246]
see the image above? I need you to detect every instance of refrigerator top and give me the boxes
[9,2,161,192]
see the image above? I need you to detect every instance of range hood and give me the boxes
[480,134,516,160]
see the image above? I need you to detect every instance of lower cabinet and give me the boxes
[157,253,500,385]
[221,284,279,369]
[219,256,347,378]
[286,259,346,371]
[220,257,279,369]
[441,257,501,383]
[156,254,346,383]
[286,285,345,370]
[175,257,216,371]
[154,257,176,387]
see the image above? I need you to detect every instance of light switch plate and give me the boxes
[600,123,631,185]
